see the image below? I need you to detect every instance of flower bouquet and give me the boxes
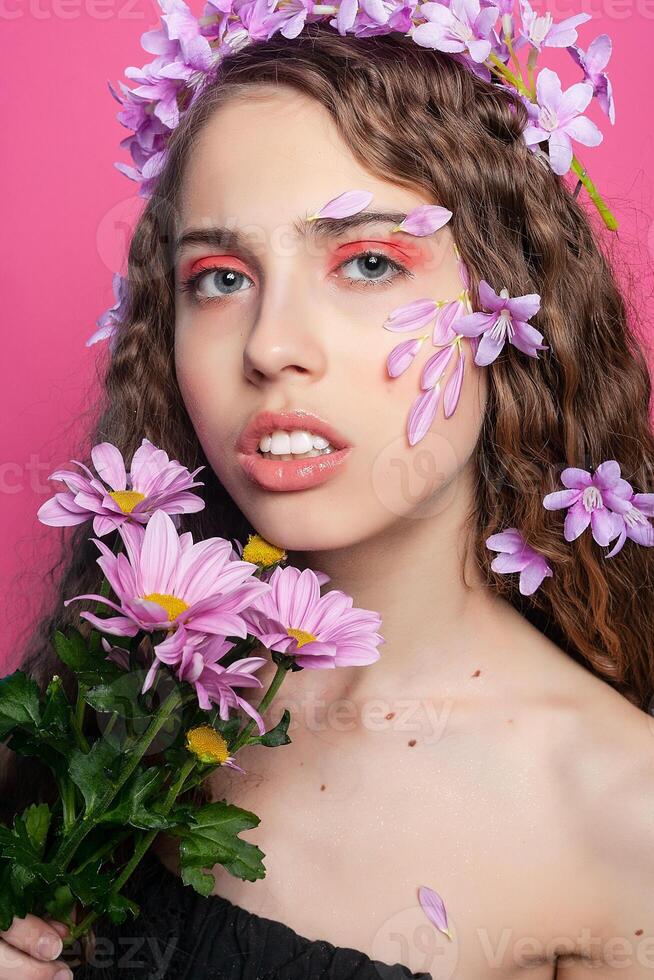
[0,438,383,960]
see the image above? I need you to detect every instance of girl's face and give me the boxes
[174,85,487,551]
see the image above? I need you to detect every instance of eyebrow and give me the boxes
[173,210,410,262]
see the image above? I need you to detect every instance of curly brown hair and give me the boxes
[3,23,654,827]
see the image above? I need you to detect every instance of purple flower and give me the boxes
[141,0,214,73]
[568,34,615,125]
[242,565,384,669]
[605,489,654,558]
[86,273,129,348]
[515,0,590,52]
[542,460,632,547]
[38,438,206,537]
[522,68,603,176]
[411,0,499,64]
[455,281,545,366]
[486,528,553,595]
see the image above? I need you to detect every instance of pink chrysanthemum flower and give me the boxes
[174,633,268,730]
[63,510,271,658]
[242,565,384,669]
[38,438,206,536]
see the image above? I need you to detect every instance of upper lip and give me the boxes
[236,409,352,455]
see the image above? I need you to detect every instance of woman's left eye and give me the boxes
[336,251,413,288]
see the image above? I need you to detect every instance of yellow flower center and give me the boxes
[287,627,317,648]
[108,490,147,514]
[142,592,189,621]
[185,726,230,764]
[242,533,287,568]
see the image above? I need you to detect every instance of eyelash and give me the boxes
[178,250,414,307]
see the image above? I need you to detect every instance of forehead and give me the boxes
[177,85,432,240]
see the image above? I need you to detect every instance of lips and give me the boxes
[236,409,352,456]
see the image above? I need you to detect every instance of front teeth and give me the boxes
[258,429,335,457]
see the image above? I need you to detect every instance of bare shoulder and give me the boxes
[486,600,654,970]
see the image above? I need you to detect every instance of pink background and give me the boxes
[1,1,653,674]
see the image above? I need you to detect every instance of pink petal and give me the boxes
[418,885,453,940]
[407,384,441,446]
[564,500,591,540]
[542,488,580,510]
[140,510,181,595]
[307,189,374,221]
[590,506,619,546]
[421,345,455,389]
[486,528,524,553]
[443,350,465,418]
[384,298,439,332]
[387,338,423,378]
[519,557,552,595]
[37,496,90,527]
[91,442,127,491]
[394,204,452,237]
[560,467,592,490]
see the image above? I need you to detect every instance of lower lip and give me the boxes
[237,447,352,491]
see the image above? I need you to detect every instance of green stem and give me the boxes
[231,662,289,753]
[72,829,133,876]
[488,53,523,93]
[60,778,77,834]
[64,758,198,944]
[570,157,618,231]
[51,686,187,872]
[485,54,618,233]
[504,33,524,87]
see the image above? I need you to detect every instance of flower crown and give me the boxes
[107,0,616,222]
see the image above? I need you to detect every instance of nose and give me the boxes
[242,267,327,387]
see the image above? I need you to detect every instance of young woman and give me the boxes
[2,24,654,980]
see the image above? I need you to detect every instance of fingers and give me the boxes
[0,936,72,978]
[0,915,73,978]
[43,919,70,940]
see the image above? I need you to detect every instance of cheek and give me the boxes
[174,327,233,443]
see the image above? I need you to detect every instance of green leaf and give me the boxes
[43,883,77,925]
[83,681,137,716]
[105,892,140,926]
[40,675,71,737]
[97,767,177,830]
[68,739,123,816]
[19,804,51,859]
[0,859,30,931]
[0,671,41,739]
[246,709,292,748]
[177,801,265,887]
[53,628,95,671]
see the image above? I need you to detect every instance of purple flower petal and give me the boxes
[307,189,374,221]
[418,885,452,940]
[387,337,424,378]
[384,298,439,332]
[421,345,455,389]
[443,349,465,418]
[407,384,441,446]
[564,499,592,541]
[394,204,452,236]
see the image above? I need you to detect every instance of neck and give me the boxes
[282,461,497,706]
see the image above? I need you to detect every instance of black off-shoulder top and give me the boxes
[72,849,433,979]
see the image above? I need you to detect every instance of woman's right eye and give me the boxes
[180,267,255,305]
